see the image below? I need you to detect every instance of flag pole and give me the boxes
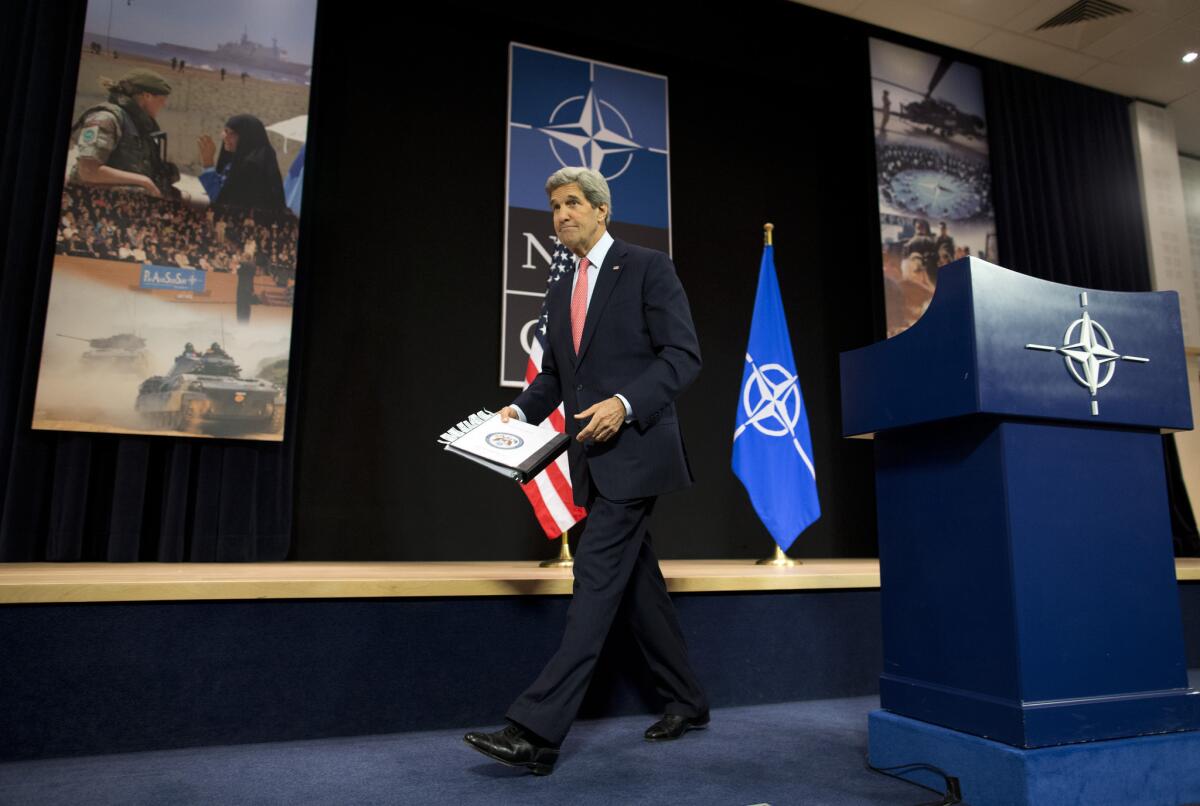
[754,221,799,567]
[757,543,799,566]
[539,531,574,568]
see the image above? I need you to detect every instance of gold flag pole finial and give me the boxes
[764,223,774,247]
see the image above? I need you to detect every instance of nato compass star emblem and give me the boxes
[733,353,817,477]
[1024,292,1149,416]
[539,88,642,180]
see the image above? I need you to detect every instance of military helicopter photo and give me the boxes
[879,56,985,141]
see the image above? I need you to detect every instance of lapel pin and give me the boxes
[613,265,620,271]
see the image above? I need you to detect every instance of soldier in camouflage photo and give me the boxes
[67,68,181,199]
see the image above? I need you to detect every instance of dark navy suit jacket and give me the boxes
[513,237,701,506]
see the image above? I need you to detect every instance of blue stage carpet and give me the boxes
[5,673,1196,805]
[0,694,924,806]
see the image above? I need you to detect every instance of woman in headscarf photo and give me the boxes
[197,114,287,212]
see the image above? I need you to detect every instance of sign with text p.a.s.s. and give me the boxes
[139,264,206,293]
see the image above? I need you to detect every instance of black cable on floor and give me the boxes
[863,756,964,806]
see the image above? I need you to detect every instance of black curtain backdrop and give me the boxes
[0,0,1192,562]
[986,64,1152,291]
[288,3,883,561]
[0,0,300,561]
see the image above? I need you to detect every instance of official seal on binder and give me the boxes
[438,409,569,483]
[486,432,524,450]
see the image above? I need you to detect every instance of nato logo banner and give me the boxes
[500,43,671,387]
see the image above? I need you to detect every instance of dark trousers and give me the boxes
[505,481,708,745]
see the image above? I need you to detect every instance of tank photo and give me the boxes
[136,342,285,434]
[57,332,150,373]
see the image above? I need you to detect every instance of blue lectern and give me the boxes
[841,258,1200,805]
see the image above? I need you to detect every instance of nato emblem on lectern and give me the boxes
[1025,292,1149,415]
[734,353,816,475]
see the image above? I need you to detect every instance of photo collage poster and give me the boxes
[33,0,318,440]
[870,37,998,338]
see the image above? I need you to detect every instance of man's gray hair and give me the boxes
[545,167,612,224]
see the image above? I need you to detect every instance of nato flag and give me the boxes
[732,244,820,551]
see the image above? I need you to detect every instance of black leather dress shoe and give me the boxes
[644,712,710,741]
[463,724,559,775]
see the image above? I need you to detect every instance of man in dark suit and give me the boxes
[464,167,708,775]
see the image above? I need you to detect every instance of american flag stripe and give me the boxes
[520,430,583,531]
[521,476,563,536]
[518,240,588,538]
[539,467,577,524]
[525,348,540,385]
[543,454,576,509]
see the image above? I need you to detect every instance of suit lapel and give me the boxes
[550,264,575,364]
[575,239,626,366]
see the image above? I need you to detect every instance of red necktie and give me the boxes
[571,257,590,354]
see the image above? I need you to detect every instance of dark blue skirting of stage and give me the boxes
[0,588,886,761]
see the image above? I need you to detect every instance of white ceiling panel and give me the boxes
[1078,12,1172,59]
[999,0,1094,34]
[1077,59,1198,101]
[902,0,1044,27]
[1120,0,1200,21]
[1107,23,1200,78]
[853,0,995,48]
[973,29,1101,78]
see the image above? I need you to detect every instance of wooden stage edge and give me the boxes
[1,559,1198,604]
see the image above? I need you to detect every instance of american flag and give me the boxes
[520,241,588,537]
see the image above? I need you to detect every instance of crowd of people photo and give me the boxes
[56,184,297,291]
[875,142,991,222]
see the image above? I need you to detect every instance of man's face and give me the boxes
[550,183,607,256]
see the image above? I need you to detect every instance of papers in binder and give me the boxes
[438,409,570,483]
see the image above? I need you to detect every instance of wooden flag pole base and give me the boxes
[756,544,800,566]
[539,532,574,568]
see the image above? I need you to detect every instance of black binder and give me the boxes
[438,409,570,484]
